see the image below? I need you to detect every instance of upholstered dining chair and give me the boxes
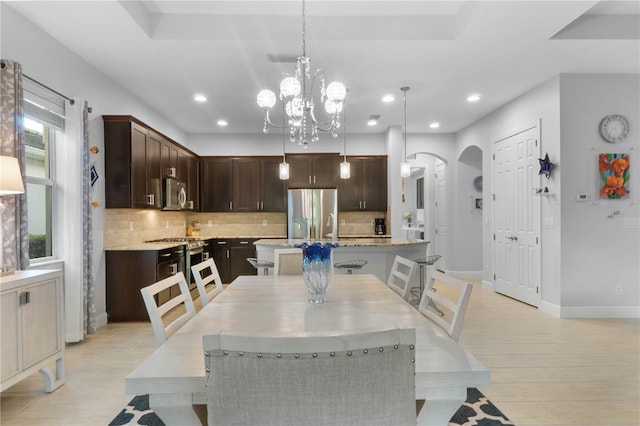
[202,327,417,426]
[140,272,196,346]
[417,270,473,342]
[191,258,224,308]
[386,255,419,302]
[273,248,303,275]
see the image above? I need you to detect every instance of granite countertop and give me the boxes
[105,242,186,251]
[254,238,428,247]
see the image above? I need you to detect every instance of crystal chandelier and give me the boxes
[256,0,346,148]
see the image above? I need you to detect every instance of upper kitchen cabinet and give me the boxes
[288,154,339,188]
[201,158,233,212]
[338,156,387,211]
[161,138,198,210]
[201,157,286,212]
[186,155,199,211]
[104,116,162,209]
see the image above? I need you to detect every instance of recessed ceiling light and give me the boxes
[467,93,481,103]
[194,94,207,102]
[217,119,228,127]
[367,114,380,126]
[382,94,394,103]
[429,122,440,129]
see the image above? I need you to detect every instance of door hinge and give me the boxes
[492,194,496,201]
[493,154,495,161]
[493,234,496,241]
[536,237,539,244]
[493,273,496,280]
[536,286,539,294]
[535,139,538,147]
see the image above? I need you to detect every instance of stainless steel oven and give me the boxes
[147,237,205,294]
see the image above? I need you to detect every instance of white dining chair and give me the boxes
[191,258,224,307]
[273,248,303,275]
[202,327,416,426]
[140,272,196,346]
[417,270,473,342]
[386,255,418,301]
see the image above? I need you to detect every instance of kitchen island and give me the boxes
[254,238,429,283]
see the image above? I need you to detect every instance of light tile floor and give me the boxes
[1,282,638,425]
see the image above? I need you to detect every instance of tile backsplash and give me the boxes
[104,209,386,248]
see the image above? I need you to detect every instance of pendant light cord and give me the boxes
[302,0,306,57]
[401,86,410,160]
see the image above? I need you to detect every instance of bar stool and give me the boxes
[333,259,368,275]
[411,255,443,314]
[246,257,274,275]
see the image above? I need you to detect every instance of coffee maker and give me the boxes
[374,218,386,235]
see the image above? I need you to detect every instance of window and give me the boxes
[23,79,65,261]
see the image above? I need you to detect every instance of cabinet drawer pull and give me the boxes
[229,201,233,210]
[363,201,366,209]
[217,242,226,245]
[174,249,184,254]
[159,253,171,257]
[20,291,31,305]
[147,194,155,206]
[239,241,249,244]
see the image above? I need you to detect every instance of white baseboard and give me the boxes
[559,306,640,319]
[540,301,561,317]
[482,280,495,291]
[95,312,109,329]
[445,270,483,280]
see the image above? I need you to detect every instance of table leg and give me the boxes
[416,387,466,426]
[149,393,204,426]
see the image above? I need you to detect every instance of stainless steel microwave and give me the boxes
[163,178,186,210]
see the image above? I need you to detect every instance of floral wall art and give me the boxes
[599,153,629,199]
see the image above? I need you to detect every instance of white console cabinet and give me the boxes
[1,269,65,393]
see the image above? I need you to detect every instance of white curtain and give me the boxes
[61,98,95,341]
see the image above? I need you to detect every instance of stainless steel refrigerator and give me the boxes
[288,189,338,241]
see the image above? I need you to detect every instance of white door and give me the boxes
[493,125,541,306]
[434,161,447,268]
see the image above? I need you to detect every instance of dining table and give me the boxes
[125,274,490,426]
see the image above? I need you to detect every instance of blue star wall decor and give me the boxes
[538,153,554,179]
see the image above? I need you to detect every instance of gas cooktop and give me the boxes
[146,237,204,249]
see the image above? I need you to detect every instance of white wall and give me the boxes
[558,74,639,316]
[457,76,562,307]
[456,73,640,317]
[188,133,386,156]
[1,4,188,327]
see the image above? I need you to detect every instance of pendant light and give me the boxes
[340,95,350,179]
[279,103,290,180]
[400,86,411,178]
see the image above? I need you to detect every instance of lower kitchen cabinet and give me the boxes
[211,238,257,283]
[106,246,185,322]
[1,270,65,393]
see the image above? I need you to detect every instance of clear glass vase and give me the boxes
[295,242,338,304]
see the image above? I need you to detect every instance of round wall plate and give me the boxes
[473,176,483,192]
[599,114,630,143]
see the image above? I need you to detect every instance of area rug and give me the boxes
[109,387,514,426]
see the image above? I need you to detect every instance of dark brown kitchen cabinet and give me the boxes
[232,158,261,211]
[288,154,339,188]
[210,238,257,283]
[186,155,199,211]
[106,246,185,322]
[260,157,287,211]
[338,156,387,211]
[200,158,233,212]
[161,138,179,179]
[201,157,286,212]
[104,116,162,209]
